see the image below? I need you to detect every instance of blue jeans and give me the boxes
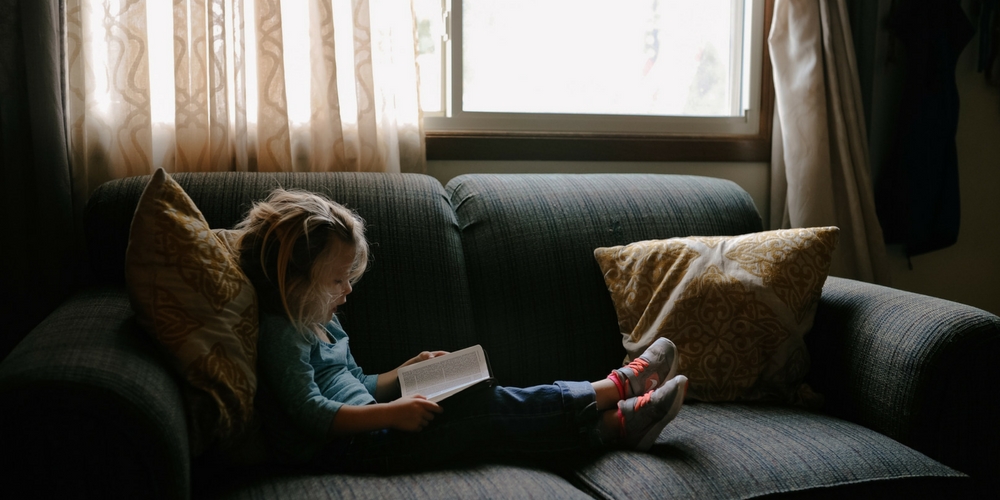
[312,381,604,473]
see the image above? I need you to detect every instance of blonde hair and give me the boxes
[237,189,368,335]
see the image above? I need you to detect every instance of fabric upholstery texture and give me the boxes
[125,168,258,454]
[809,277,1000,480]
[574,402,967,500]
[212,464,593,500]
[446,174,764,388]
[0,287,190,500]
[594,227,839,405]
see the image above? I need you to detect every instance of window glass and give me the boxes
[462,0,737,117]
[415,0,763,133]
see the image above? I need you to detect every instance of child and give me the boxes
[237,188,688,472]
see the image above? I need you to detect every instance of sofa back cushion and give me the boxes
[86,172,476,373]
[446,174,763,388]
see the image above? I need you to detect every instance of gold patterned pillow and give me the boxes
[594,227,839,406]
[125,168,258,455]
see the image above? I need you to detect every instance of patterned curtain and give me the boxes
[65,0,425,211]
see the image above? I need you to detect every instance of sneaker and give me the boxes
[611,338,679,399]
[618,375,688,451]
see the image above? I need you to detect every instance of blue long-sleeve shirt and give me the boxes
[256,312,379,463]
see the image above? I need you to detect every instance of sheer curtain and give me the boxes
[768,0,890,284]
[65,0,425,210]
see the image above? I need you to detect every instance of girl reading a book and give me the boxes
[238,188,688,472]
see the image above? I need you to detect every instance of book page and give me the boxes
[398,345,491,402]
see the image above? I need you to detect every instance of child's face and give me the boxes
[315,242,357,322]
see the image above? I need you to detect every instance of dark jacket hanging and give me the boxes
[874,0,974,258]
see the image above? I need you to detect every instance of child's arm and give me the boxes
[328,396,443,438]
[374,350,448,402]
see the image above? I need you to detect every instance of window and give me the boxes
[414,0,775,161]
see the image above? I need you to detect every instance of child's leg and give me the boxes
[592,378,623,410]
[312,341,683,474]
[315,381,604,474]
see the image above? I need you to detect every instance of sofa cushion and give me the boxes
[125,168,258,454]
[445,173,764,388]
[593,227,838,405]
[574,402,968,500]
[207,464,594,500]
[88,172,476,374]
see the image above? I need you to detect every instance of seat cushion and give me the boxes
[574,403,968,499]
[208,464,593,500]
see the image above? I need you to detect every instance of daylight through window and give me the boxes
[415,0,765,135]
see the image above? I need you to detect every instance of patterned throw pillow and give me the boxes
[125,168,258,455]
[594,227,839,406]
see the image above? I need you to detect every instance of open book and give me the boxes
[398,345,494,403]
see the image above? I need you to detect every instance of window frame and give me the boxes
[424,0,775,162]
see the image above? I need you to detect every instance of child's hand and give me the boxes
[386,395,443,432]
[376,351,451,403]
[401,350,449,368]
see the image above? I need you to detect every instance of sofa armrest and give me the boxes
[807,276,1000,479]
[0,287,191,500]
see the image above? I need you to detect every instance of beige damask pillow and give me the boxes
[125,168,258,455]
[594,227,839,406]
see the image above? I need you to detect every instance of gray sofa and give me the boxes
[1,172,997,499]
